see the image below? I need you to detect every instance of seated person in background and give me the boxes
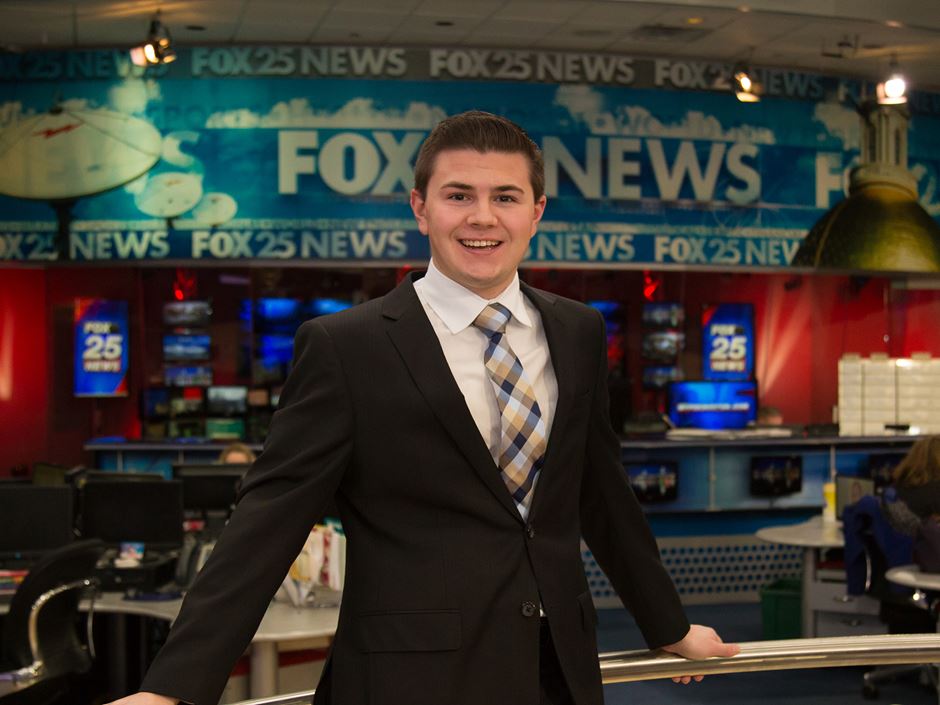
[891,436,940,573]
[217,443,256,465]
[756,405,784,427]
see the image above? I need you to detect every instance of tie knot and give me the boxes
[473,303,511,335]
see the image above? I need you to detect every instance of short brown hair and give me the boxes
[413,111,545,200]
[893,436,940,486]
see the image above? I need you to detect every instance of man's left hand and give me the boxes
[661,624,740,684]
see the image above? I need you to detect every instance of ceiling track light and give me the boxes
[732,63,760,102]
[130,10,176,67]
[877,56,907,105]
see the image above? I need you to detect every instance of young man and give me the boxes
[112,111,736,705]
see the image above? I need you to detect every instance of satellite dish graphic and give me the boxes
[0,103,162,256]
[0,105,161,200]
[134,171,203,218]
[191,192,237,226]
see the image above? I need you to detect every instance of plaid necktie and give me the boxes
[473,303,547,515]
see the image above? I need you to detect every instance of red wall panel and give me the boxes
[0,269,49,474]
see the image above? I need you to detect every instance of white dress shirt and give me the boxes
[414,260,559,517]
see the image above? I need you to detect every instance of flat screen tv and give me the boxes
[642,302,684,328]
[625,462,679,503]
[309,298,353,317]
[169,387,204,416]
[164,365,213,387]
[642,330,684,361]
[163,334,211,361]
[205,417,245,440]
[163,300,211,328]
[868,452,906,492]
[668,380,758,430]
[141,387,170,419]
[750,456,803,497]
[206,386,248,416]
[642,365,684,389]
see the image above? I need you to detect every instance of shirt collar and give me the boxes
[420,260,533,334]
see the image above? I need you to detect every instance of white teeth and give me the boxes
[461,240,499,248]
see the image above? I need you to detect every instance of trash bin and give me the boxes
[760,577,802,639]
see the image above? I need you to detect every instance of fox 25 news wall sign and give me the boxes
[74,299,129,397]
[701,303,754,381]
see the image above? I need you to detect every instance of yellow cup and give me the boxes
[822,481,836,522]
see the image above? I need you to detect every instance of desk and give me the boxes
[2,592,338,699]
[99,593,338,699]
[886,564,940,592]
[885,565,940,705]
[757,516,885,638]
[756,516,843,638]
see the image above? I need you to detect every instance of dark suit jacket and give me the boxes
[141,274,690,705]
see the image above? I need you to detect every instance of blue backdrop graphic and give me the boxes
[1,48,939,266]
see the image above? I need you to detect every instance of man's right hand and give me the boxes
[105,693,179,705]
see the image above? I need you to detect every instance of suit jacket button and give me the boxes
[526,524,535,539]
[521,601,538,617]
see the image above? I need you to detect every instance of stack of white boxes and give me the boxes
[838,355,863,436]
[896,356,940,434]
[838,354,940,436]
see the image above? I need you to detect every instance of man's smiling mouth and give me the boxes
[460,239,502,250]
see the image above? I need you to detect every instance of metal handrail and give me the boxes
[228,633,940,705]
[599,633,940,682]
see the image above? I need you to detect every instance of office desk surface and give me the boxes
[88,592,339,641]
[755,515,843,548]
[1,591,338,699]
[886,565,940,592]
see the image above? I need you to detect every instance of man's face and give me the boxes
[410,149,546,299]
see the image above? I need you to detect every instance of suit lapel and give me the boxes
[383,274,524,522]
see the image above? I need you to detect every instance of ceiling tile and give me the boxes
[318,8,408,31]
[328,0,422,9]
[490,1,584,23]
[462,19,560,41]
[411,0,506,18]
[308,26,396,43]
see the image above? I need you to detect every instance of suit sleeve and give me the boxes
[578,308,690,649]
[141,320,354,705]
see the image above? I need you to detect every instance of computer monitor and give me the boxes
[81,470,163,484]
[81,480,184,550]
[642,330,685,361]
[749,456,803,497]
[642,365,684,389]
[141,387,171,419]
[31,462,70,486]
[205,418,245,440]
[169,387,204,417]
[163,300,211,328]
[254,298,304,334]
[642,302,685,328]
[165,365,213,387]
[625,462,678,503]
[163,334,211,362]
[168,418,206,439]
[668,380,758,430]
[308,298,353,317]
[835,475,876,519]
[0,485,75,560]
[247,388,270,408]
[868,452,906,492]
[172,463,249,513]
[206,386,248,415]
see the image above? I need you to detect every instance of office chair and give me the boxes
[843,497,938,699]
[0,540,105,705]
